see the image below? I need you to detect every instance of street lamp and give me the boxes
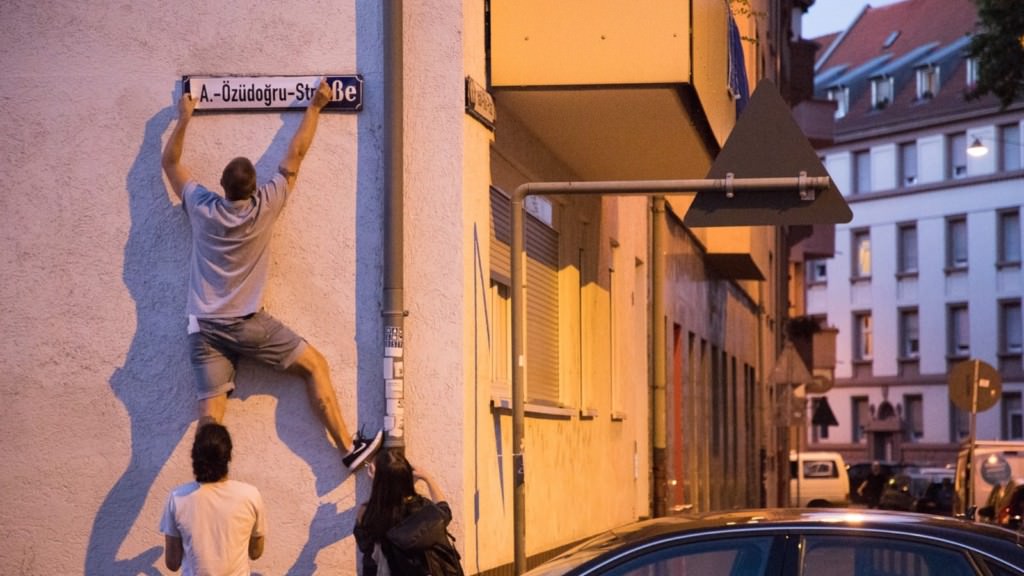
[967,137,988,157]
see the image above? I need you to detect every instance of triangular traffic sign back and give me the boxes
[684,79,852,227]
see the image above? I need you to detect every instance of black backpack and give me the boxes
[385,500,464,576]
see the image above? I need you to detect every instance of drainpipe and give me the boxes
[383,0,406,448]
[651,198,667,518]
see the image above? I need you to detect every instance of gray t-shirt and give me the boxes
[182,173,289,318]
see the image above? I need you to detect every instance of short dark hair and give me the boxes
[220,157,257,200]
[192,423,232,483]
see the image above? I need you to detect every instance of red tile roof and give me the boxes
[811,0,1003,138]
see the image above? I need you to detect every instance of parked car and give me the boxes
[524,509,1024,576]
[846,460,916,505]
[878,474,916,511]
[980,480,1024,530]
[954,441,1024,517]
[789,451,850,507]
[880,468,957,513]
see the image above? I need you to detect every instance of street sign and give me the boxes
[811,397,839,427]
[183,75,363,112]
[685,79,853,227]
[771,341,814,386]
[948,359,1002,413]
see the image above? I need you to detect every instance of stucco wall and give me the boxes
[0,1,468,574]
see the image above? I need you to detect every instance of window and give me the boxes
[802,535,976,576]
[804,459,838,478]
[900,142,918,186]
[871,75,894,109]
[854,150,871,194]
[854,312,873,361]
[948,304,969,358]
[946,216,968,270]
[1000,123,1022,172]
[852,396,869,443]
[897,223,918,274]
[904,395,924,441]
[1003,392,1024,440]
[999,210,1021,265]
[1001,300,1023,355]
[899,308,920,359]
[966,56,979,88]
[490,280,512,394]
[807,258,828,284]
[490,187,560,405]
[915,65,939,100]
[828,86,849,119]
[951,403,970,441]
[949,133,968,179]
[852,230,871,278]
[611,536,773,575]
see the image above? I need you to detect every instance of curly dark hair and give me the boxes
[192,423,232,483]
[220,156,257,200]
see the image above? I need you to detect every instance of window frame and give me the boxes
[829,85,849,119]
[946,216,968,271]
[1003,392,1024,440]
[853,311,873,362]
[949,133,968,179]
[904,394,924,441]
[871,75,894,109]
[999,122,1022,172]
[998,209,1021,266]
[899,307,920,360]
[947,303,970,359]
[899,141,918,187]
[897,223,918,275]
[807,258,828,285]
[915,65,939,100]
[851,229,871,279]
[966,56,979,88]
[852,396,869,443]
[854,149,872,194]
[1000,299,1023,356]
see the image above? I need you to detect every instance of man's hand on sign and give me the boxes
[312,78,333,110]
[178,92,196,119]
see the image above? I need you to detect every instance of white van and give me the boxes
[790,451,851,507]
[954,441,1024,518]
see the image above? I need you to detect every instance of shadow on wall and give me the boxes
[84,96,363,574]
[83,105,194,576]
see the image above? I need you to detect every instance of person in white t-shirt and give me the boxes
[160,423,266,575]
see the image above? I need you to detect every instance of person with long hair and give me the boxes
[354,449,451,575]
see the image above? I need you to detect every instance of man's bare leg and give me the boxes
[288,345,353,453]
[199,394,228,425]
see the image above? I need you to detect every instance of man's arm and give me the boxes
[164,534,184,571]
[278,78,333,189]
[162,93,196,201]
[249,534,265,560]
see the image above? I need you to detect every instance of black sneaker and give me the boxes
[342,428,383,471]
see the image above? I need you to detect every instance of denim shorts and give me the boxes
[188,310,308,400]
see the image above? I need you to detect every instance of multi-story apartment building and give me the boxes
[797,0,1024,466]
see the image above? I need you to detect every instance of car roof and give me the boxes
[528,509,1024,575]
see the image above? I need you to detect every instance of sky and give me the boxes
[801,0,906,39]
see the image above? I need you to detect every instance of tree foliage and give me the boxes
[966,0,1024,108]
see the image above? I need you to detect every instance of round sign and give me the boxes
[948,359,1002,413]
[980,454,1013,486]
